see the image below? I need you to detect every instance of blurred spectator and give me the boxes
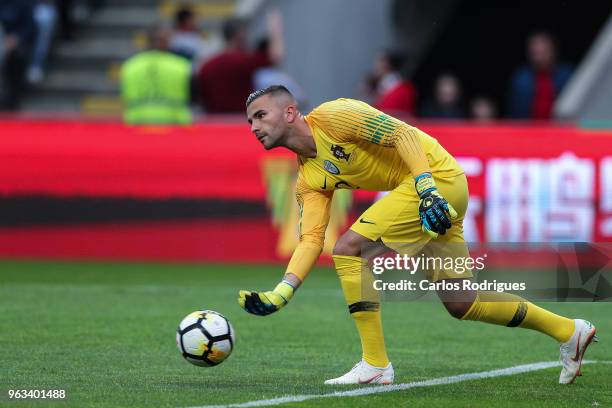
[0,25,4,95]
[0,22,4,65]
[120,25,192,125]
[420,73,466,119]
[57,0,74,39]
[371,51,416,115]
[55,0,100,40]
[470,96,497,122]
[507,31,573,119]
[197,12,284,113]
[169,6,220,70]
[28,0,58,83]
[0,0,37,110]
[253,37,306,108]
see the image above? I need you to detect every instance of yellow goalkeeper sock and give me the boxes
[461,291,575,343]
[333,255,389,367]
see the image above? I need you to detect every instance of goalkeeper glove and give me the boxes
[238,280,296,316]
[415,172,458,239]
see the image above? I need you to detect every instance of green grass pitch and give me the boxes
[1,260,610,407]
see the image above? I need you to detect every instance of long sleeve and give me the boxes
[391,125,431,177]
[285,175,333,281]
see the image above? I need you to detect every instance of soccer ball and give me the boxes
[176,310,235,367]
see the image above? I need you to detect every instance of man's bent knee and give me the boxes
[442,301,473,319]
[332,236,361,257]
[437,278,476,319]
[332,230,371,257]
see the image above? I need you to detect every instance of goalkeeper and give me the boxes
[240,85,597,385]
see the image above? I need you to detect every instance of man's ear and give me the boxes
[285,105,298,123]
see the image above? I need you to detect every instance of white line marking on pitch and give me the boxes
[189,360,611,408]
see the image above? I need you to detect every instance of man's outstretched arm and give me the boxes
[238,177,333,316]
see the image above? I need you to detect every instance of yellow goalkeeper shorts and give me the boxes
[350,173,471,282]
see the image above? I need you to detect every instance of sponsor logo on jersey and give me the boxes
[324,160,340,175]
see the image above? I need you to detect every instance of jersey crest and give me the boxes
[331,144,351,162]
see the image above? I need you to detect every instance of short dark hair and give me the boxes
[146,24,170,50]
[383,50,404,72]
[175,7,194,26]
[222,18,246,42]
[246,85,293,107]
[256,37,270,54]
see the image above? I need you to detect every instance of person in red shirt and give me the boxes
[371,51,417,116]
[197,13,284,113]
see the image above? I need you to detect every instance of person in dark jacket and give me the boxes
[507,31,573,119]
[0,0,37,110]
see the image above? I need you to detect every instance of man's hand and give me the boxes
[238,281,295,316]
[415,173,458,239]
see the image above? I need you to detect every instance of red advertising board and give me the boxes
[0,120,610,259]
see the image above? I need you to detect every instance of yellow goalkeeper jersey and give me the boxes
[300,98,462,192]
[286,98,464,280]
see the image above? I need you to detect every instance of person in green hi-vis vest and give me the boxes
[121,26,192,124]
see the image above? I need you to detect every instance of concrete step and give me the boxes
[86,4,232,31]
[78,21,222,40]
[78,24,146,39]
[33,71,118,94]
[89,7,160,27]
[81,95,124,116]
[22,95,87,113]
[49,54,127,71]
[40,62,119,82]
[21,94,124,117]
[104,0,161,6]
[54,38,139,60]
[159,1,236,20]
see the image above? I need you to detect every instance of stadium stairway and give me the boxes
[22,0,237,116]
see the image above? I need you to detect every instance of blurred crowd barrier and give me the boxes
[0,120,611,263]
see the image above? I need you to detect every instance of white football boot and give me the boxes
[324,360,394,385]
[559,319,598,384]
